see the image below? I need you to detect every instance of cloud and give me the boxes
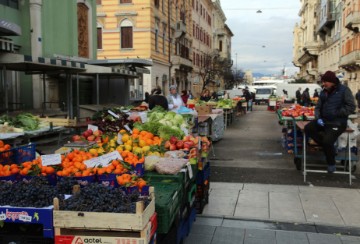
[222,1,301,75]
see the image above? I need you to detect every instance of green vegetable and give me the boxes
[13,113,40,131]
[158,125,184,140]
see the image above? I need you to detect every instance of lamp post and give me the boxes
[235,53,238,87]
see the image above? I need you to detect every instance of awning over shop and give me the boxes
[0,53,86,73]
[0,19,21,36]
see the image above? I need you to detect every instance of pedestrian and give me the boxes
[200,89,211,102]
[144,92,150,103]
[242,88,252,112]
[302,88,311,107]
[223,90,230,99]
[296,87,302,104]
[188,90,193,99]
[181,90,189,104]
[283,89,288,98]
[211,90,218,101]
[148,86,168,110]
[355,89,360,110]
[167,85,184,112]
[304,70,356,173]
[313,89,319,98]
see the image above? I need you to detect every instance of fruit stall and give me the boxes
[0,105,215,244]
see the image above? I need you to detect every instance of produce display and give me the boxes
[280,105,315,117]
[0,113,40,132]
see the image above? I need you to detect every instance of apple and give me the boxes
[95,137,102,143]
[87,135,95,141]
[169,144,177,151]
[176,141,184,149]
[72,135,81,141]
[183,135,190,142]
[169,136,178,145]
[93,130,102,137]
[164,141,171,149]
[184,141,194,149]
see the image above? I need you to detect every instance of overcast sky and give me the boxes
[221,0,301,76]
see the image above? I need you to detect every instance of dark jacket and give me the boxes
[200,95,211,102]
[148,95,169,110]
[296,90,301,101]
[242,90,252,102]
[315,84,355,126]
[302,89,311,105]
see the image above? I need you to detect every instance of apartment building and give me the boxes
[339,0,360,91]
[96,0,193,97]
[317,0,342,76]
[293,0,321,83]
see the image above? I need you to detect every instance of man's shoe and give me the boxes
[327,165,336,173]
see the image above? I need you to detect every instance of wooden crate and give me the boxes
[55,220,152,244]
[39,117,77,127]
[53,188,155,232]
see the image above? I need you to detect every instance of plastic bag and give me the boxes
[144,155,161,171]
[155,158,188,174]
[337,119,359,148]
[164,150,186,159]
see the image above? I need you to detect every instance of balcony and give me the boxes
[174,21,186,39]
[214,27,226,36]
[171,55,193,70]
[339,51,360,70]
[317,0,336,34]
[345,11,360,32]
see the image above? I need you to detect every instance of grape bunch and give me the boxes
[0,176,64,208]
[56,177,79,195]
[60,183,150,213]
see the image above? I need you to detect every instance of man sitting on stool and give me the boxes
[304,71,356,173]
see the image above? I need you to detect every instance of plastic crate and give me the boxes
[0,143,36,165]
[144,170,190,189]
[151,182,183,234]
[196,162,210,184]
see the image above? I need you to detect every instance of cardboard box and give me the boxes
[195,105,212,115]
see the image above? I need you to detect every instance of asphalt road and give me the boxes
[210,105,360,189]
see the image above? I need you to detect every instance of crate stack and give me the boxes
[144,159,198,244]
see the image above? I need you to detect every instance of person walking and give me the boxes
[148,87,168,110]
[313,89,319,98]
[304,70,356,173]
[167,85,184,112]
[242,88,252,112]
[296,87,302,105]
[302,88,311,107]
[355,89,360,111]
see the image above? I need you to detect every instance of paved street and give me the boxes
[184,105,360,244]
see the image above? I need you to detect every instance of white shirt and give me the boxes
[168,94,184,112]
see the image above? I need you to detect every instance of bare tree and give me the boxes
[199,51,233,91]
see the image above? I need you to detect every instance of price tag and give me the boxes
[87,124,98,132]
[108,110,120,119]
[117,133,123,145]
[84,151,123,168]
[124,124,133,134]
[139,112,148,123]
[198,139,201,150]
[41,154,61,166]
[186,162,193,179]
[19,215,32,222]
[0,213,5,220]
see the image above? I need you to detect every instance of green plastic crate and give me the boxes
[151,182,183,234]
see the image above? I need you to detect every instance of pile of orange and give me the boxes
[96,159,129,175]
[0,164,19,177]
[116,173,147,190]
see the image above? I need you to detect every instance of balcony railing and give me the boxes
[345,10,360,31]
[339,51,360,67]
[317,0,336,33]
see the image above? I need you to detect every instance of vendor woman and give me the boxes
[167,85,184,112]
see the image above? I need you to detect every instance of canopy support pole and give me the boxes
[2,66,8,114]
[42,72,46,116]
[69,74,73,119]
[76,73,80,120]
[96,73,99,105]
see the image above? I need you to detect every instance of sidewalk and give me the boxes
[184,182,360,244]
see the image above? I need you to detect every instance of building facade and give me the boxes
[0,0,98,111]
[293,0,321,83]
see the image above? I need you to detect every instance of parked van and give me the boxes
[275,83,321,101]
[217,89,243,99]
[254,86,276,104]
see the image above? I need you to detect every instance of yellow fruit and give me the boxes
[124,145,132,151]
[152,152,160,156]
[119,129,127,135]
[116,145,124,151]
[139,139,146,147]
[142,146,150,153]
[110,148,115,152]
[125,140,132,146]
[122,134,129,143]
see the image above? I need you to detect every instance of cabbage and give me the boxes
[164,112,176,120]
[174,114,184,124]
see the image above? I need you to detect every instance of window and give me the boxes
[155,23,159,51]
[163,26,166,54]
[97,25,103,49]
[120,19,133,48]
[155,0,159,8]
[96,0,101,4]
[219,40,222,52]
[120,0,132,3]
[0,0,18,9]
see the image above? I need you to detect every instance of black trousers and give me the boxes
[304,120,346,166]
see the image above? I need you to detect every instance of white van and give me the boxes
[275,83,321,101]
[254,86,276,104]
